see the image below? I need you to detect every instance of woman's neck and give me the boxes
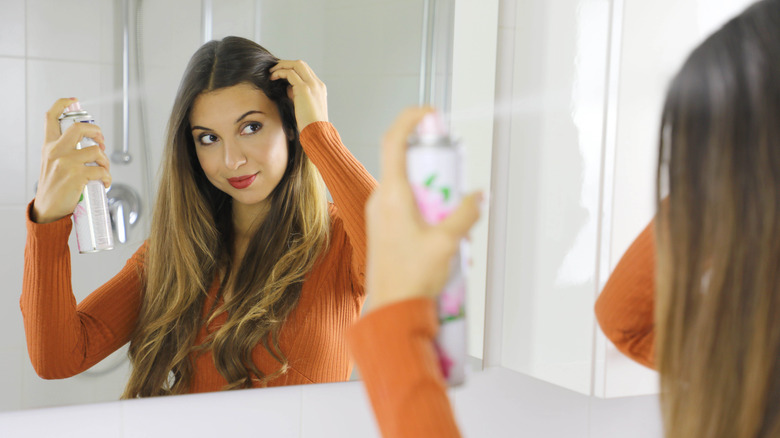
[231,199,270,261]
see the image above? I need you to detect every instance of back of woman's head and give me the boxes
[656,1,780,436]
[123,37,330,398]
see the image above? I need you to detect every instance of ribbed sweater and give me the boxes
[594,220,656,369]
[348,298,462,438]
[21,121,377,391]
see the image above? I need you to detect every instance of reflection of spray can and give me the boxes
[58,102,114,253]
[407,112,467,386]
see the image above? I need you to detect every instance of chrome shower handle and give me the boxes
[107,184,141,244]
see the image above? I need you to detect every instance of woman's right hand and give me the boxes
[32,98,111,224]
[365,108,482,310]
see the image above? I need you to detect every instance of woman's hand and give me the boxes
[365,107,482,310]
[269,60,328,131]
[32,98,111,224]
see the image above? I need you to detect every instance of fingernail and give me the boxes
[70,97,77,100]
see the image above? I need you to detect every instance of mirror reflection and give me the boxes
[2,0,480,412]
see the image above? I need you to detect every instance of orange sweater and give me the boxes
[348,299,462,438]
[594,220,657,369]
[21,122,377,391]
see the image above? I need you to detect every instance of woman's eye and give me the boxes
[241,122,262,135]
[198,133,218,145]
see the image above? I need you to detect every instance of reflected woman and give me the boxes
[351,0,780,437]
[23,36,375,397]
[596,0,780,436]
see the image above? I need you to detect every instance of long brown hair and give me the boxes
[656,1,780,436]
[122,37,330,398]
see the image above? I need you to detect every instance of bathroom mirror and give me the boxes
[0,0,493,412]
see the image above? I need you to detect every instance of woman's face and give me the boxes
[190,82,289,213]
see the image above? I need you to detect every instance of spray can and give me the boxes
[58,102,114,253]
[407,112,468,386]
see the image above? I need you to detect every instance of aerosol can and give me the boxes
[58,102,114,253]
[407,112,468,386]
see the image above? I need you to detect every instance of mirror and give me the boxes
[1,0,491,412]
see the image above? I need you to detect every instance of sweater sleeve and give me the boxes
[594,219,656,369]
[299,122,377,295]
[348,298,462,438]
[21,201,146,379]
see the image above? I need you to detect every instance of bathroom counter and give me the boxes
[0,366,662,437]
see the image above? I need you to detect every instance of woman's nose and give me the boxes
[223,140,247,170]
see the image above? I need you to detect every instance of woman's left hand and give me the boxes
[270,60,328,131]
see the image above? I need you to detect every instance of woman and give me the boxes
[352,0,780,436]
[22,36,376,397]
[596,0,780,436]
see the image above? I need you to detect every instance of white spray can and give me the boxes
[407,112,468,386]
[58,102,114,253]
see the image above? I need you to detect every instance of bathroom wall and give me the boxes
[0,0,146,411]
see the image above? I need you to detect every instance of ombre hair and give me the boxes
[122,36,330,398]
[656,1,780,436]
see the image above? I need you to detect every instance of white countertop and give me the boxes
[0,367,662,437]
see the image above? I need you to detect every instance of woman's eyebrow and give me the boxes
[235,110,264,123]
[190,110,265,132]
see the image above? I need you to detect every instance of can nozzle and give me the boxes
[416,112,448,138]
[65,101,82,113]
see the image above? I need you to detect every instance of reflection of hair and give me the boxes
[656,1,780,436]
[122,36,330,398]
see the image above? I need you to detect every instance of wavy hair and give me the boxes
[122,36,330,398]
[655,1,780,436]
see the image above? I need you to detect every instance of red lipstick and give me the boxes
[227,173,257,189]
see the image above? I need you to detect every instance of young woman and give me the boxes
[352,1,780,437]
[22,36,376,398]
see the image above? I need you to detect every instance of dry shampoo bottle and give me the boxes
[407,112,468,386]
[58,102,114,253]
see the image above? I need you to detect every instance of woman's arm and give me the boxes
[594,219,657,369]
[271,60,377,292]
[350,108,481,437]
[348,298,462,438]
[300,122,376,284]
[21,201,145,378]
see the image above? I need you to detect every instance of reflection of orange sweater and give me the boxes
[21,122,376,391]
[594,220,657,369]
[348,298,462,438]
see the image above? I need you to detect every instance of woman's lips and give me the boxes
[227,173,257,189]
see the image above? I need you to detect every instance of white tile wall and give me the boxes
[0,348,23,411]
[25,59,104,200]
[0,58,27,205]
[26,0,105,63]
[0,208,28,351]
[211,0,256,41]
[0,0,25,57]
[325,74,419,178]
[137,0,202,68]
[255,0,326,64]
[21,360,96,409]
